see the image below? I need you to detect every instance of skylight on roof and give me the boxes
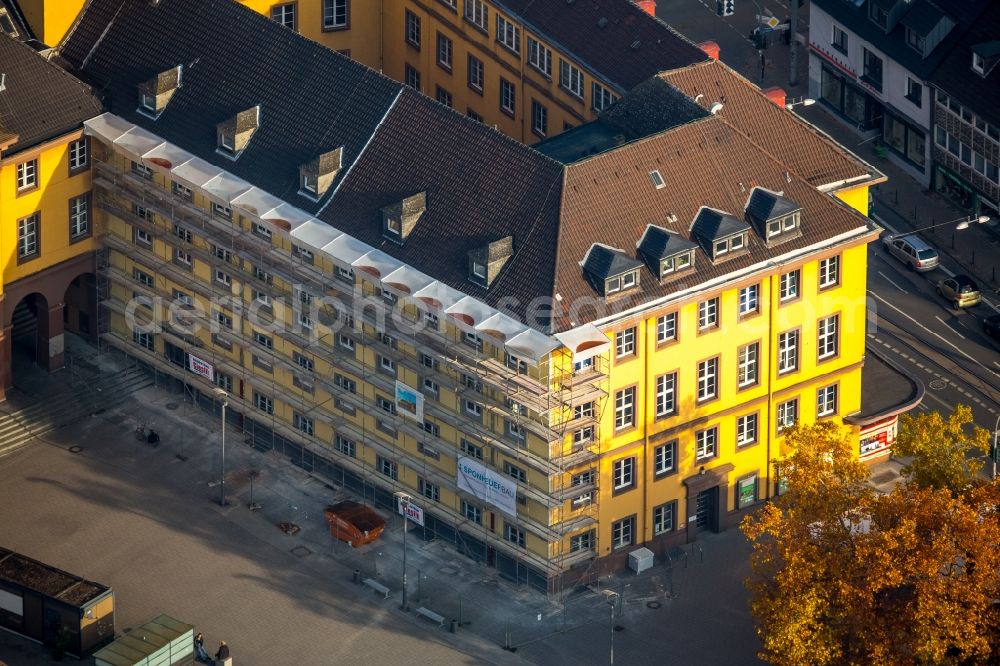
[649,170,665,189]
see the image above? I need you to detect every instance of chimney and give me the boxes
[635,0,657,16]
[698,41,720,60]
[762,86,787,108]
[299,147,343,199]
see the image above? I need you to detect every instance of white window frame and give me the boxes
[495,14,519,52]
[592,81,618,111]
[817,385,838,417]
[655,372,676,417]
[16,159,37,190]
[294,413,315,436]
[697,357,718,401]
[819,256,840,288]
[656,312,677,342]
[17,214,39,257]
[780,269,800,301]
[69,139,88,171]
[559,60,584,98]
[654,440,676,475]
[778,330,799,374]
[323,0,348,29]
[818,315,839,359]
[612,457,634,491]
[614,386,635,430]
[464,0,487,30]
[612,516,634,549]
[615,327,635,357]
[254,392,274,414]
[527,36,552,77]
[69,195,89,238]
[738,342,759,387]
[698,297,718,330]
[738,284,759,315]
[777,399,798,431]
[271,3,296,30]
[695,427,717,460]
[736,413,758,447]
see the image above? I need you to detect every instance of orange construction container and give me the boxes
[323,502,386,546]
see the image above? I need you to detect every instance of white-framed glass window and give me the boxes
[173,248,192,267]
[405,9,420,47]
[818,315,839,359]
[495,14,519,52]
[738,284,759,315]
[817,385,838,417]
[133,268,154,288]
[738,342,759,388]
[69,139,88,171]
[293,413,314,436]
[252,222,272,239]
[697,357,718,401]
[573,356,593,374]
[504,523,526,547]
[698,297,718,329]
[254,392,274,414]
[134,228,152,246]
[819,256,840,288]
[460,439,483,460]
[780,269,800,301]
[335,434,356,457]
[653,501,676,535]
[611,516,634,549]
[16,159,37,190]
[465,399,483,417]
[573,426,594,445]
[505,461,526,483]
[17,213,39,258]
[464,0,487,30]
[462,500,482,524]
[338,334,355,351]
[613,457,635,491]
[531,100,548,136]
[695,427,718,460]
[378,456,398,479]
[655,372,677,417]
[559,60,584,98]
[777,398,798,431]
[323,0,348,29]
[656,312,677,343]
[500,77,516,116]
[69,195,89,238]
[173,224,192,242]
[778,330,799,373]
[253,289,270,306]
[437,32,453,69]
[736,413,758,447]
[654,440,676,476]
[570,530,595,551]
[271,2,296,30]
[832,24,848,54]
[527,36,552,77]
[131,160,152,179]
[615,327,636,357]
[215,269,231,286]
[253,331,273,349]
[376,395,396,415]
[614,386,635,430]
[591,81,618,111]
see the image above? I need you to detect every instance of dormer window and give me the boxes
[299,147,343,200]
[382,191,426,244]
[637,225,698,281]
[471,261,487,279]
[468,236,513,287]
[137,65,182,119]
[582,243,644,297]
[869,3,888,29]
[690,207,751,263]
[301,173,317,194]
[973,52,985,75]
[714,239,728,256]
[745,188,802,246]
[905,27,925,54]
[660,251,692,276]
[767,215,798,238]
[216,106,261,160]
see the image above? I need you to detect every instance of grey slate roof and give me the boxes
[812,0,989,79]
[745,188,802,222]
[637,225,698,263]
[582,245,644,282]
[0,32,103,156]
[690,207,750,245]
[60,0,403,215]
[498,0,709,90]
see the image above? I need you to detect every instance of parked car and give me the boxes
[984,314,1000,340]
[881,234,939,271]
[936,275,982,309]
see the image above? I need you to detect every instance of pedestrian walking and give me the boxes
[194,633,209,662]
[215,640,230,662]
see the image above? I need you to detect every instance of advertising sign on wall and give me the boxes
[188,354,214,381]
[395,381,424,422]
[456,456,517,517]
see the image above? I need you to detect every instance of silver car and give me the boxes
[882,234,939,271]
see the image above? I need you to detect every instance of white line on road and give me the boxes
[877,270,908,294]
[869,291,1000,382]
[923,388,954,412]
[935,315,965,339]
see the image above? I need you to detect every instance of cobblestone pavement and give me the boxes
[0,336,764,664]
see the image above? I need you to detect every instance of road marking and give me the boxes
[869,290,1000,381]
[915,362,924,368]
[935,315,965,339]
[922,388,953,412]
[994,361,1000,369]
[877,270,908,294]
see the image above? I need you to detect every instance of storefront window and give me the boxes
[935,166,974,210]
[908,127,925,167]
[883,112,925,168]
[821,66,843,109]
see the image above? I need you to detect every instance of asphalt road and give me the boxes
[867,207,1000,460]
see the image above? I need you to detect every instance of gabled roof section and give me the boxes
[745,187,801,222]
[501,0,709,90]
[0,31,102,156]
[637,225,697,263]
[930,2,1000,125]
[59,0,403,214]
[661,59,883,190]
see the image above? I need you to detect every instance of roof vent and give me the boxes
[468,236,514,288]
[382,191,426,245]
[137,65,182,119]
[216,105,260,160]
[630,40,641,50]
[597,17,609,28]
[299,147,343,201]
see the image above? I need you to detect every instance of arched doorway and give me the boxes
[10,293,49,367]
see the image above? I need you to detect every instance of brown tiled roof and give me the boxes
[502,0,708,90]
[0,32,102,156]
[550,116,873,329]
[661,60,881,189]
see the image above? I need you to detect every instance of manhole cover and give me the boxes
[68,446,83,454]
[166,402,179,410]
[929,379,947,390]
[646,601,661,609]
[290,545,312,558]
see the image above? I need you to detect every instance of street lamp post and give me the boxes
[214,388,229,506]
[992,414,999,481]
[886,215,990,240]
[605,591,620,665]
[395,492,413,611]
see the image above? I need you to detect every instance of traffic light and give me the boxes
[717,0,735,16]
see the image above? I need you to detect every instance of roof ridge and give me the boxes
[2,31,99,100]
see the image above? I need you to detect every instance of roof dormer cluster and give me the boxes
[582,186,803,298]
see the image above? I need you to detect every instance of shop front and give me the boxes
[819,62,883,132]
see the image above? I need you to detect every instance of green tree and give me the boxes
[894,404,990,493]
[743,421,1000,666]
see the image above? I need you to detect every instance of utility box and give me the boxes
[628,547,655,574]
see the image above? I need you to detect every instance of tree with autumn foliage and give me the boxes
[742,419,1000,666]
[893,404,991,494]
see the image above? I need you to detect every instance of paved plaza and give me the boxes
[0,339,762,665]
